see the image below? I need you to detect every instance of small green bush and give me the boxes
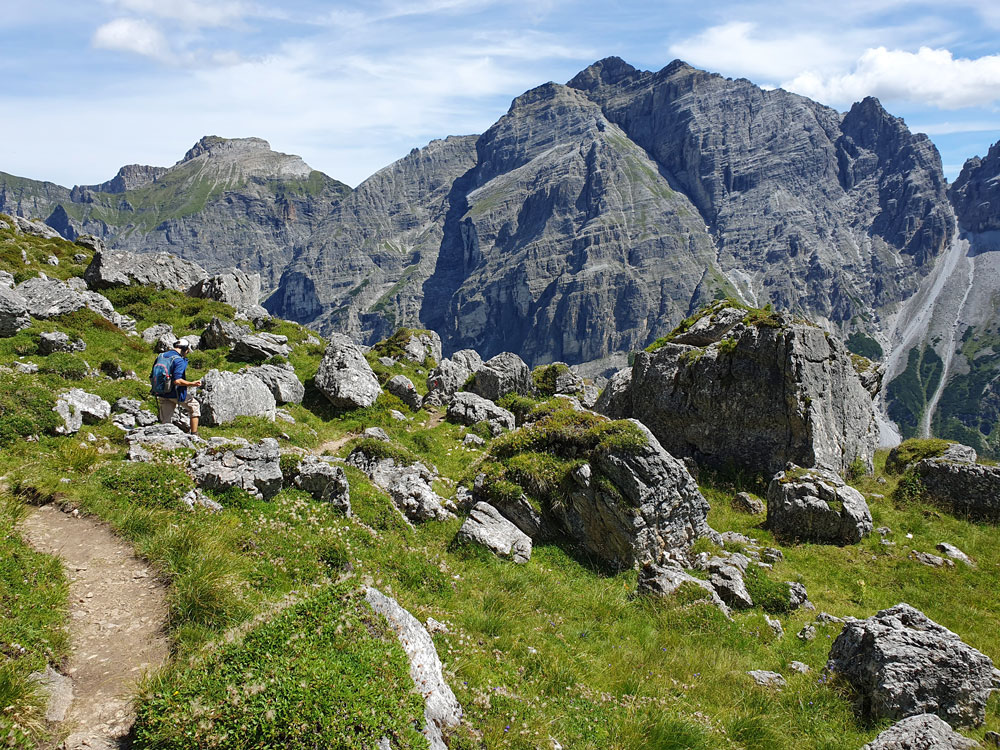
[94,462,193,508]
[0,374,61,446]
[39,352,88,380]
[532,363,570,397]
[743,566,794,614]
[892,471,926,505]
[280,453,302,483]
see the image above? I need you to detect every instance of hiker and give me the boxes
[151,338,203,435]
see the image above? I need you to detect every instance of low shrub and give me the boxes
[0,374,60,446]
[885,438,952,475]
[743,566,794,614]
[94,462,193,508]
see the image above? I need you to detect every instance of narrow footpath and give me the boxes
[20,504,170,750]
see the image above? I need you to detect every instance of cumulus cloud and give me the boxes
[784,47,1000,109]
[92,18,172,60]
[102,0,248,27]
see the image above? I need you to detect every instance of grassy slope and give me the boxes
[1,227,999,748]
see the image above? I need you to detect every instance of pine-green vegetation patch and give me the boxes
[133,582,427,750]
[531,362,571,397]
[886,345,943,439]
[94,462,195,509]
[647,299,783,353]
[846,332,884,360]
[0,372,60,446]
[0,495,69,749]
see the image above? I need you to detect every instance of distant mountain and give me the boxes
[0,136,350,290]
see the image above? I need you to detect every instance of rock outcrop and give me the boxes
[598,306,879,476]
[231,332,292,362]
[470,352,536,402]
[827,603,997,727]
[190,269,268,321]
[767,466,873,544]
[244,363,305,404]
[637,562,730,615]
[53,389,111,434]
[293,456,351,515]
[84,248,207,293]
[347,445,453,523]
[951,140,1000,235]
[386,374,423,411]
[456,502,532,563]
[862,714,980,750]
[446,391,515,436]
[198,369,277,426]
[0,286,29,336]
[912,450,1000,520]
[425,350,483,404]
[314,334,381,410]
[200,317,249,350]
[188,438,283,500]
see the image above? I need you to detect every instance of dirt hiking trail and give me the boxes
[20,504,170,750]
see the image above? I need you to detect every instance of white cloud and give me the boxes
[92,18,172,61]
[102,0,249,27]
[784,47,1000,109]
[909,120,1000,135]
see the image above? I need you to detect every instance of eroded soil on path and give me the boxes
[20,504,169,749]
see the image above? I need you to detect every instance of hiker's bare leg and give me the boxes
[189,416,199,435]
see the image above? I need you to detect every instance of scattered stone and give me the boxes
[244,363,305,404]
[84,248,207,292]
[707,557,753,609]
[0,270,14,288]
[798,624,817,641]
[0,286,30,337]
[909,550,955,568]
[767,465,873,544]
[314,334,382,410]
[400,329,443,365]
[877,526,892,537]
[580,384,600,409]
[293,456,351,515]
[12,361,38,374]
[425,349,484,403]
[198,369,277,427]
[446,391,515,436]
[788,661,810,674]
[787,582,812,610]
[45,255,59,266]
[111,398,157,431]
[28,666,73,722]
[189,438,283,500]
[937,542,974,566]
[141,323,174,347]
[762,547,784,564]
[378,356,396,367]
[53,389,111,435]
[827,603,996,727]
[985,731,1000,747]
[364,587,462,750]
[456,502,532,563]
[181,489,223,513]
[747,670,785,689]
[38,331,86,354]
[389,409,408,421]
[232,332,291,362]
[124,424,203,460]
[363,427,391,441]
[732,491,766,514]
[765,615,784,638]
[636,562,730,615]
[348,447,452,523]
[462,433,486,447]
[386,374,423,410]
[861,714,981,750]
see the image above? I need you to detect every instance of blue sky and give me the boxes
[3,0,999,187]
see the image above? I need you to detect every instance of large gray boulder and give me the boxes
[53,389,111,435]
[471,352,535,401]
[39,331,85,354]
[125,423,203,460]
[471,473,542,538]
[347,446,452,523]
[0,287,30,337]
[911,450,1000,520]
[198,369,277,426]
[15,276,86,319]
[399,329,443,365]
[827,603,997,727]
[13,216,61,239]
[386,374,423,410]
[84,248,207,292]
[767,466,872,544]
[190,269,268,320]
[425,349,483,404]
[363,587,462,750]
[293,456,351,515]
[546,420,716,570]
[456,502,532,563]
[598,308,879,476]
[862,714,980,749]
[188,438,282,500]
[232,332,291,362]
[244,363,304,404]
[637,562,730,615]
[446,391,515,436]
[314,334,381,410]
[200,317,250,350]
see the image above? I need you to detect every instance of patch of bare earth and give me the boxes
[20,504,169,750]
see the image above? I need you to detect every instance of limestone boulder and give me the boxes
[347,446,452,523]
[188,438,282,500]
[426,349,483,403]
[190,269,269,321]
[400,329,443,365]
[861,715,980,749]
[84,248,207,293]
[125,424,203,460]
[16,276,86,319]
[913,451,1000,520]
[231,332,291,362]
[471,352,535,401]
[200,317,250,350]
[637,562,731,615]
[0,287,30,337]
[456,502,532,563]
[598,309,878,476]
[13,216,61,239]
[39,331,85,355]
[293,456,351,515]
[53,390,111,435]
[314,334,382,410]
[244,363,304,404]
[198,369,277,426]
[827,603,997,727]
[446,391,515,436]
[386,374,423,410]
[767,466,872,544]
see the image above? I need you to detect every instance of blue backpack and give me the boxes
[150,351,176,396]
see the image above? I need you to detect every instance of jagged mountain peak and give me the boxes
[176,135,314,181]
[566,56,642,90]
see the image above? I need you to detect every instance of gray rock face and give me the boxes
[200,317,250,350]
[13,216,61,239]
[951,140,1000,234]
[472,472,543,538]
[363,587,462,750]
[39,331,85,354]
[827,603,996,727]
[600,310,879,476]
[637,562,730,615]
[84,248,207,292]
[400,329,443,364]
[707,557,753,609]
[426,349,483,403]
[314,334,381,410]
[53,389,111,434]
[913,455,1000,520]
[190,269,268,320]
[111,398,157,431]
[0,286,30,336]
[347,447,453,523]
[386,374,423,410]
[732,492,765,515]
[671,306,746,346]
[862,714,980,750]
[471,352,535,401]
[244,363,304,404]
[456,502,532,563]
[16,276,86,319]
[446,391,515,436]
[141,323,174,347]
[293,456,351,515]
[188,438,283,500]
[548,420,715,570]
[124,424,202,460]
[767,466,873,544]
[231,332,291,362]
[198,368,277,426]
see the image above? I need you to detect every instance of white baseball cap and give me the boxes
[175,338,192,350]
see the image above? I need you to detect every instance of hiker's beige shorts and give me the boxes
[157,396,201,423]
